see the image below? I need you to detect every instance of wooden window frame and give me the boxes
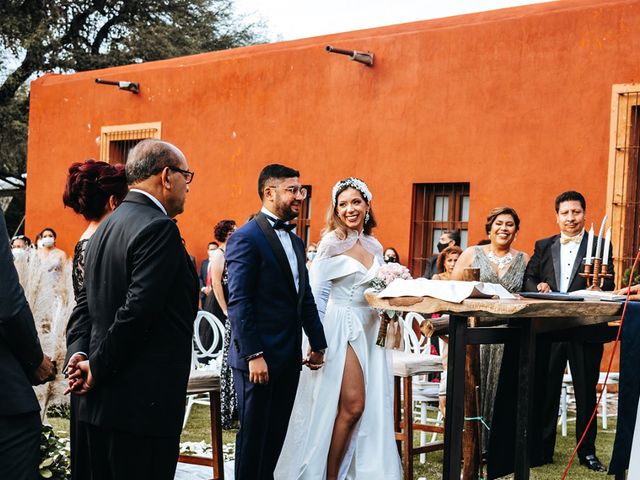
[100,122,162,164]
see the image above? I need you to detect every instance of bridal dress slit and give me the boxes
[275,254,402,479]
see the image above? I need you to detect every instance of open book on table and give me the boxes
[377,278,515,304]
[567,289,627,301]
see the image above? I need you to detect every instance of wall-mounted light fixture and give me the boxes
[95,78,140,94]
[325,46,374,67]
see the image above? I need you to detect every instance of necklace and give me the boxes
[486,250,513,270]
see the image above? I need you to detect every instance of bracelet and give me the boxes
[245,352,264,361]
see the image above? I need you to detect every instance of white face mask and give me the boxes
[12,248,26,260]
[41,237,55,248]
[208,251,216,260]
[306,251,317,261]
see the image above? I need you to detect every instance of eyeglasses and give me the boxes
[168,166,195,184]
[268,185,308,199]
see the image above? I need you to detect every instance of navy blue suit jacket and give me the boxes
[226,212,327,374]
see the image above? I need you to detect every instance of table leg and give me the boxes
[514,318,536,480]
[443,315,467,480]
[394,376,402,454]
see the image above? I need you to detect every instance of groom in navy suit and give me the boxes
[227,164,327,480]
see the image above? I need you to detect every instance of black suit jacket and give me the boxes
[199,258,209,289]
[0,210,43,415]
[226,212,327,373]
[66,191,199,437]
[523,233,615,293]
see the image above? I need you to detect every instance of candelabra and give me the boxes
[579,258,612,291]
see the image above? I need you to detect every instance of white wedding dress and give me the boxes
[275,232,402,479]
[628,401,640,476]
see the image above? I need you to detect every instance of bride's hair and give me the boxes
[323,179,377,239]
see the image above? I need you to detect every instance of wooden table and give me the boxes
[366,293,622,480]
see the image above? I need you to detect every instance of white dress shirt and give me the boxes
[130,188,167,216]
[559,231,584,293]
[260,207,299,292]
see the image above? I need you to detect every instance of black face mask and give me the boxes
[436,241,450,253]
[384,256,397,263]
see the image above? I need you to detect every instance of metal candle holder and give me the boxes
[579,258,612,291]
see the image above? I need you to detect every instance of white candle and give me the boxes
[594,215,607,260]
[585,224,594,265]
[602,227,611,265]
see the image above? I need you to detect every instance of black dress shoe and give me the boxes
[579,454,607,472]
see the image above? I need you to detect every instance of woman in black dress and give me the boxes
[62,159,127,479]
[203,219,238,428]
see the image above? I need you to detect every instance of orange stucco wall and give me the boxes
[25,0,640,270]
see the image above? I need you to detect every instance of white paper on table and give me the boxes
[377,278,515,303]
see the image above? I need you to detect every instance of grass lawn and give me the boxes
[48,405,617,479]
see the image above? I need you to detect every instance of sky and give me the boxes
[233,0,554,42]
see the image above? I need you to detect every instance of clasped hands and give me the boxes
[248,349,324,385]
[31,354,57,385]
[63,353,94,395]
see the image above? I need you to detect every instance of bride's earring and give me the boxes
[365,211,370,224]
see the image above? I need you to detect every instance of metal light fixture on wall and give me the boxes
[95,78,140,94]
[325,46,374,67]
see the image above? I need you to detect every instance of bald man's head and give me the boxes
[126,139,185,186]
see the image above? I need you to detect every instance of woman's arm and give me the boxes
[210,249,228,316]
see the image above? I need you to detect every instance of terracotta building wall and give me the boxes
[25,0,640,273]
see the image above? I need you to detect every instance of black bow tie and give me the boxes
[273,219,295,232]
[264,213,295,232]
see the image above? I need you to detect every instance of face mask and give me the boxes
[12,248,26,260]
[436,241,450,253]
[307,252,317,261]
[41,237,55,248]
[208,250,216,260]
[384,256,397,263]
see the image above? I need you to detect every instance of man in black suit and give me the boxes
[198,241,219,305]
[0,209,56,480]
[524,190,614,472]
[226,164,327,480]
[65,139,199,480]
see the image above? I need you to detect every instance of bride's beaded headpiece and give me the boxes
[331,177,372,206]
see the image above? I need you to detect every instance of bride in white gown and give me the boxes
[275,178,402,480]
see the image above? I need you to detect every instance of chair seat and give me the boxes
[187,370,221,395]
[392,350,443,377]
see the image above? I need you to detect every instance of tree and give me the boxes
[0,0,265,232]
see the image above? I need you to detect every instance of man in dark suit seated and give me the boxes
[65,139,199,480]
[524,190,614,472]
[0,209,56,480]
[226,164,327,479]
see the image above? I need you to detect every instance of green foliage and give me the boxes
[0,0,266,178]
[39,424,70,480]
[46,402,72,420]
[621,265,640,289]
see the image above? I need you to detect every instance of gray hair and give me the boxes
[125,139,182,185]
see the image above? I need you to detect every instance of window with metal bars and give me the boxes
[99,122,162,164]
[409,183,470,278]
[607,86,640,284]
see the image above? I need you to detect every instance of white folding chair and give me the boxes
[399,312,445,464]
[183,310,226,428]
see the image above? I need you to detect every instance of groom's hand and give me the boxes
[249,356,269,385]
[304,351,325,370]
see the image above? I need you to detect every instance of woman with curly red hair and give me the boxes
[62,159,127,480]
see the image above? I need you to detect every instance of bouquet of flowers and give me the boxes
[370,263,412,347]
[370,262,413,292]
